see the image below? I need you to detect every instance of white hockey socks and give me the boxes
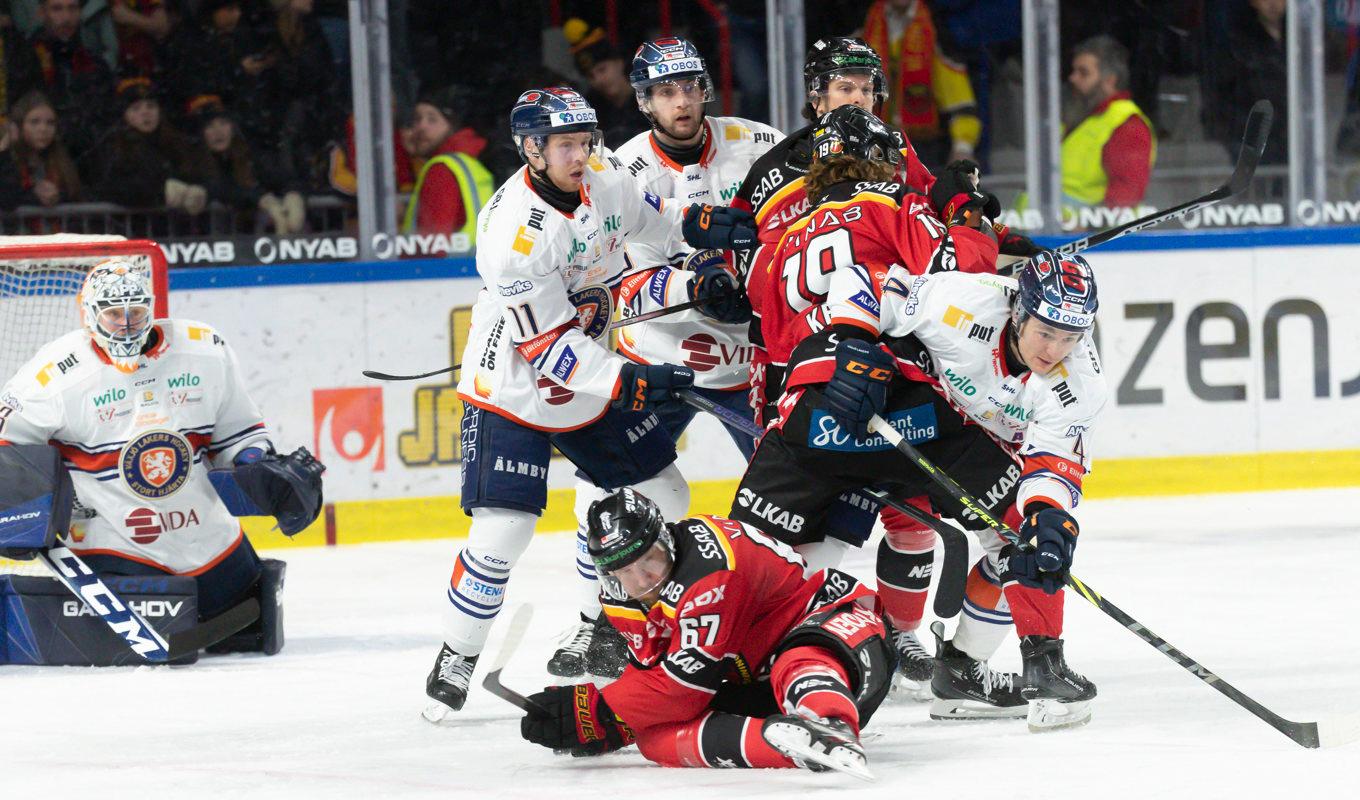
[440,506,537,656]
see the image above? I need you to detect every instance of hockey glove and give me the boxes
[686,249,753,324]
[1001,507,1079,594]
[822,338,895,439]
[615,362,694,412]
[930,159,1001,226]
[992,223,1042,257]
[224,447,326,536]
[520,683,636,757]
[682,203,759,251]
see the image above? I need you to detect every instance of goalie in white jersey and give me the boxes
[0,260,324,655]
[732,252,1106,731]
[427,86,760,718]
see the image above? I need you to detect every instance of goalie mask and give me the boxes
[79,258,155,373]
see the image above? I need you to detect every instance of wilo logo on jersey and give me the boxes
[167,373,200,388]
[945,368,978,397]
[92,387,127,407]
[809,404,938,452]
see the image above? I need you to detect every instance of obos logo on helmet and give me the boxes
[119,429,193,499]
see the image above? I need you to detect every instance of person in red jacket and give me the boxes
[401,86,495,250]
[518,489,892,779]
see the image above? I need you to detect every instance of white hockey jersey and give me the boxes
[826,269,1108,511]
[457,151,687,430]
[0,321,274,573]
[612,117,782,390]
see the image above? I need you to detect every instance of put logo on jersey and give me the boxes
[119,429,193,499]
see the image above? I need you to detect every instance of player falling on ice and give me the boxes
[425,87,758,718]
[0,259,323,654]
[517,488,893,780]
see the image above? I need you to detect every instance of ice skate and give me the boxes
[761,713,874,782]
[928,621,1026,720]
[1020,635,1096,732]
[888,626,933,701]
[422,644,478,723]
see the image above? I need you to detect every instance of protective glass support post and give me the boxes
[348,0,398,261]
[1287,0,1326,226]
[766,0,806,135]
[1022,0,1062,236]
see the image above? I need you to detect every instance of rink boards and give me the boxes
[164,231,1360,546]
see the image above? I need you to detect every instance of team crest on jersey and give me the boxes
[568,284,613,340]
[120,429,193,499]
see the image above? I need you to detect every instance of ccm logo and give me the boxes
[845,360,892,381]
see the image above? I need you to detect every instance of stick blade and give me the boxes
[1227,100,1274,196]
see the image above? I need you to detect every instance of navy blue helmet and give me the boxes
[630,37,715,104]
[1015,252,1099,332]
[510,87,602,162]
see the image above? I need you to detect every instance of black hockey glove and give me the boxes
[230,447,326,536]
[930,159,1001,226]
[822,338,894,439]
[1001,507,1079,594]
[520,683,636,757]
[685,249,753,325]
[992,222,1043,257]
[682,203,759,251]
[615,362,694,412]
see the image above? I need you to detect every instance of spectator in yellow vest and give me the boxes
[861,0,980,171]
[1062,35,1156,208]
[401,86,494,253]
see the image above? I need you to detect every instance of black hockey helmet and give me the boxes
[804,37,887,108]
[810,105,901,165]
[586,488,674,574]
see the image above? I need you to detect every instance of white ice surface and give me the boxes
[4,489,1358,798]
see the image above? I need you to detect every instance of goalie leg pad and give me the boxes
[207,557,285,655]
[0,444,73,558]
[1,573,197,666]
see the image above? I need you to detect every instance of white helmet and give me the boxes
[79,258,155,373]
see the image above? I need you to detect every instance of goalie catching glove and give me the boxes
[208,447,325,536]
[520,683,635,757]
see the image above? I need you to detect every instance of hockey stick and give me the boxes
[38,545,265,662]
[361,299,707,382]
[674,389,969,619]
[482,604,550,715]
[865,413,1358,749]
[1001,99,1274,275]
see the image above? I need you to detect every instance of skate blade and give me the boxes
[763,721,876,782]
[889,675,933,703]
[1026,699,1092,732]
[421,701,461,726]
[929,697,1028,721]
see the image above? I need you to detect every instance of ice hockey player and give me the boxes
[737,102,1002,698]
[736,251,1105,730]
[0,259,323,657]
[540,39,782,682]
[518,488,893,779]
[427,87,758,718]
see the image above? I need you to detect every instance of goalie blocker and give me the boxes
[0,444,287,664]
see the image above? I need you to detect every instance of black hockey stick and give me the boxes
[361,299,707,382]
[482,604,550,715]
[1001,99,1274,275]
[166,596,261,659]
[865,413,1358,749]
[675,389,969,619]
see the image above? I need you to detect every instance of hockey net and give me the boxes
[1,235,169,577]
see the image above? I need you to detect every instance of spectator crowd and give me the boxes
[0,1,1353,245]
